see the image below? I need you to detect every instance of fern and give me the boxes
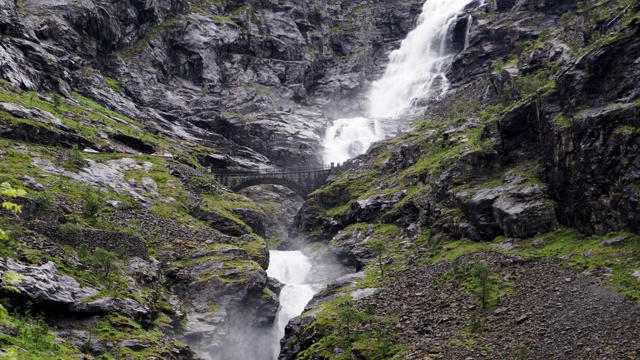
[1,270,24,293]
[0,182,27,199]
[0,182,26,240]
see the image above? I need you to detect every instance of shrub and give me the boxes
[492,59,505,73]
[515,69,553,97]
[0,182,26,241]
[33,191,55,211]
[77,243,90,261]
[52,93,62,108]
[560,11,575,27]
[92,248,118,278]
[473,262,492,309]
[82,187,103,219]
[337,304,365,339]
[66,144,86,170]
[59,222,82,236]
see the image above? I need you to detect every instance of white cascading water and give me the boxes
[266,250,315,358]
[263,1,477,358]
[323,0,475,165]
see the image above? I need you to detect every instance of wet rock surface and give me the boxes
[0,0,638,358]
[0,0,427,168]
[283,1,640,358]
[0,258,98,308]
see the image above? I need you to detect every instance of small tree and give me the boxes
[337,303,365,340]
[473,262,492,309]
[82,187,103,220]
[76,243,90,262]
[371,239,387,278]
[52,93,62,108]
[92,248,118,279]
[66,145,85,170]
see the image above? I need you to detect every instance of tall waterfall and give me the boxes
[267,251,316,358]
[323,0,475,165]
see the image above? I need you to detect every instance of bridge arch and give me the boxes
[213,165,340,201]
[232,178,309,200]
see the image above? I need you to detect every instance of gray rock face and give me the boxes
[71,296,150,320]
[459,175,558,240]
[348,192,407,224]
[0,258,98,307]
[491,185,558,238]
[0,0,427,169]
[163,238,278,359]
[296,1,640,249]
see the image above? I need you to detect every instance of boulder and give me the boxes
[71,297,150,320]
[0,258,98,309]
[491,185,558,238]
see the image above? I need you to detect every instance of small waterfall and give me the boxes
[267,251,316,358]
[323,0,475,165]
[464,14,473,50]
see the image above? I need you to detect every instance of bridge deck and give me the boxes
[212,165,339,199]
[211,165,334,176]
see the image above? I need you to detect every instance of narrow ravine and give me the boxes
[264,0,478,358]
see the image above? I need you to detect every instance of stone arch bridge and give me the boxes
[212,165,340,199]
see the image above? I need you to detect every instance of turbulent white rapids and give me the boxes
[323,0,475,165]
[266,251,316,357]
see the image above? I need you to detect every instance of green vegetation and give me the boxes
[0,182,25,241]
[425,228,640,303]
[213,15,238,25]
[515,67,556,98]
[82,186,104,220]
[0,69,273,358]
[299,297,407,360]
[0,310,79,360]
[103,76,121,92]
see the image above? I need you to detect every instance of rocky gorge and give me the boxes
[0,0,638,359]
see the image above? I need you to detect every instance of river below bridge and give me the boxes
[266,251,316,359]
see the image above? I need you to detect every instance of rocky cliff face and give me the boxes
[0,0,639,358]
[0,0,437,358]
[0,0,427,168]
[282,0,640,358]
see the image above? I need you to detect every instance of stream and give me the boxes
[258,0,476,358]
[266,250,315,343]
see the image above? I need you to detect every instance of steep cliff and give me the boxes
[0,0,431,359]
[0,0,639,358]
[283,0,640,358]
[0,0,428,168]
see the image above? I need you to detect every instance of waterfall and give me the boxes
[323,0,474,165]
[267,250,316,357]
[321,117,383,166]
[464,14,473,50]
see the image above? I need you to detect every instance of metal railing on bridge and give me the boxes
[211,164,340,176]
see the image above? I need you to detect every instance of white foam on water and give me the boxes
[323,0,474,165]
